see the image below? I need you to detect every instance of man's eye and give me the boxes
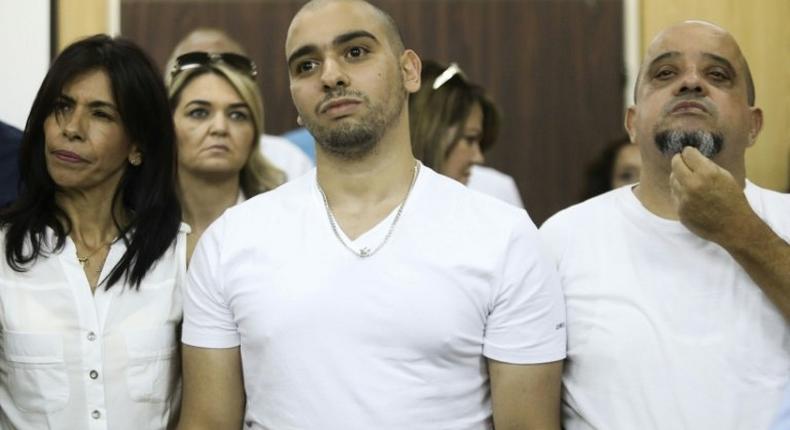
[654,69,675,79]
[297,61,318,74]
[346,46,368,59]
[708,70,730,81]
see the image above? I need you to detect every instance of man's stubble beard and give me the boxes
[305,81,407,161]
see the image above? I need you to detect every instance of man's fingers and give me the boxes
[671,152,694,184]
[680,146,717,175]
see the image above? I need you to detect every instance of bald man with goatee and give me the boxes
[540,20,790,429]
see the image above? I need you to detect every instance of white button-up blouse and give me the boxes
[0,224,189,430]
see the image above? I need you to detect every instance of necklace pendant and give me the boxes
[358,247,371,257]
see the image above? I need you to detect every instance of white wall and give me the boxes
[0,0,50,130]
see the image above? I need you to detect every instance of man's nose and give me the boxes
[320,58,349,90]
[675,67,706,97]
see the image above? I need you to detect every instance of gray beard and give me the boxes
[654,129,723,158]
[306,87,405,161]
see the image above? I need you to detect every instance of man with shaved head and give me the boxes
[540,21,789,429]
[178,1,567,429]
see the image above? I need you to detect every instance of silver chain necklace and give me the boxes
[317,162,420,258]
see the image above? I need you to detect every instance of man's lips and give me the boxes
[671,101,709,114]
[319,98,362,115]
[51,149,88,163]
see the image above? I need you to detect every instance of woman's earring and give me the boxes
[129,153,142,166]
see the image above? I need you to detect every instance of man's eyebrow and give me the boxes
[288,44,319,68]
[333,30,379,47]
[287,30,380,68]
[645,51,679,71]
[702,52,737,75]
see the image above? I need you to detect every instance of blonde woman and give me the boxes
[168,52,284,259]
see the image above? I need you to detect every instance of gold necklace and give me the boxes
[75,240,112,268]
[317,162,420,258]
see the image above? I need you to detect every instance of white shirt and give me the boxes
[467,165,524,208]
[0,224,189,430]
[183,166,566,429]
[259,134,313,181]
[539,183,790,430]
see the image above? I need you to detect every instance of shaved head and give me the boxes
[634,20,755,106]
[290,0,405,54]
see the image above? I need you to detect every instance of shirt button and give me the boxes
[89,370,99,379]
[87,332,96,341]
[91,410,101,419]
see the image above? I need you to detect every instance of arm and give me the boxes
[177,345,245,430]
[670,147,790,318]
[488,359,563,430]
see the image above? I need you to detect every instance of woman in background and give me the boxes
[581,135,641,200]
[409,60,501,185]
[409,60,524,207]
[0,35,184,429]
[167,52,284,260]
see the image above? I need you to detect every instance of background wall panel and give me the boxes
[56,0,109,51]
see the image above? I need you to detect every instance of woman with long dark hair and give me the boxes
[0,35,184,429]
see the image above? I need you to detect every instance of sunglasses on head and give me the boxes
[170,51,258,80]
[432,62,467,90]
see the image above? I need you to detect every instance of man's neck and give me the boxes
[316,116,416,206]
[314,116,418,240]
[633,168,680,220]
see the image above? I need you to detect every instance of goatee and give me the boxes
[305,86,405,160]
[654,129,723,158]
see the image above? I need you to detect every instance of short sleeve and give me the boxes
[182,216,241,348]
[482,215,567,364]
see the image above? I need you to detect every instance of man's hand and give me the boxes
[669,146,754,247]
[670,146,790,319]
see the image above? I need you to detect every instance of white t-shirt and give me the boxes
[467,165,524,208]
[539,182,790,430]
[183,165,566,430]
[259,134,313,181]
[0,224,189,430]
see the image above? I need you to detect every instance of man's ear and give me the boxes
[624,105,637,143]
[400,49,422,94]
[746,106,763,147]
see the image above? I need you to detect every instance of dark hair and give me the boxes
[409,60,500,171]
[0,34,181,290]
[581,135,636,200]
